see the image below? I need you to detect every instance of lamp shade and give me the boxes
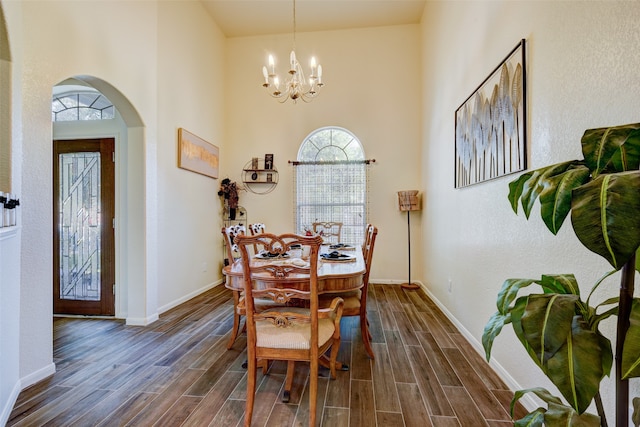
[397,190,421,212]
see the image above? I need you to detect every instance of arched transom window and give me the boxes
[294,127,369,245]
[52,87,114,122]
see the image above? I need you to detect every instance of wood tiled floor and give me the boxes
[9,284,526,426]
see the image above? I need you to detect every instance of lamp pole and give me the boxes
[401,208,419,290]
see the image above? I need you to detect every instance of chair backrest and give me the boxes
[362,224,378,288]
[248,223,266,235]
[248,223,267,253]
[235,233,324,348]
[312,221,343,244]
[362,223,372,254]
[222,224,246,265]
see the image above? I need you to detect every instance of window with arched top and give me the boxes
[293,127,370,245]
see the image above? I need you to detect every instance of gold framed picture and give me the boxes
[178,128,219,179]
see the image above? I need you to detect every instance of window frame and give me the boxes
[294,127,369,245]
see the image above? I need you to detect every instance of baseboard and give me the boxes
[419,286,537,412]
[0,379,22,427]
[157,280,223,315]
[19,362,56,390]
[125,280,223,326]
[125,313,159,326]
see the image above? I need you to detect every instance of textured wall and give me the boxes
[420,0,640,419]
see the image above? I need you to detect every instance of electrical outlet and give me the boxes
[448,278,452,293]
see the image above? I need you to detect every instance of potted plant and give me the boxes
[218,178,239,220]
[482,122,640,426]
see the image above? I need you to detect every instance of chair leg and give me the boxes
[329,339,340,379]
[309,359,318,427]
[227,291,242,350]
[282,360,296,403]
[244,355,257,427]
[360,312,375,359]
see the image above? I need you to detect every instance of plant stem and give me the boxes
[616,254,636,427]
[594,391,608,427]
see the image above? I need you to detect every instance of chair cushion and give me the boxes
[256,307,336,350]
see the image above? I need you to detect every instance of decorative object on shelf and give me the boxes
[455,39,526,188]
[242,158,279,195]
[251,157,259,170]
[178,128,219,179]
[0,192,19,227]
[218,178,239,219]
[397,190,421,290]
[261,0,324,103]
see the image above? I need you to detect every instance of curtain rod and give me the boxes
[288,159,376,166]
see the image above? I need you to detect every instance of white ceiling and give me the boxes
[200,0,427,38]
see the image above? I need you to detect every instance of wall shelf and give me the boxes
[242,159,278,194]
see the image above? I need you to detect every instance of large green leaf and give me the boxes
[519,161,576,219]
[539,165,590,234]
[496,278,538,314]
[571,171,640,269]
[545,402,601,426]
[539,274,580,295]
[483,312,511,361]
[509,171,534,213]
[514,409,545,427]
[622,298,640,379]
[518,294,577,364]
[633,397,640,427]
[545,316,610,413]
[581,123,640,176]
[511,297,541,366]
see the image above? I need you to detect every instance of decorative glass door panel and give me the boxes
[53,139,115,315]
[59,152,101,302]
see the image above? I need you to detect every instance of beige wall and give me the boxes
[420,0,640,418]
[225,25,423,283]
[1,1,228,409]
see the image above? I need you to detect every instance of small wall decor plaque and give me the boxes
[264,153,274,170]
[455,39,527,188]
[178,128,219,179]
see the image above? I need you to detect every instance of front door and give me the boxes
[53,138,115,315]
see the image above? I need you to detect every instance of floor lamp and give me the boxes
[398,190,421,290]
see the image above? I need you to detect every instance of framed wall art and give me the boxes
[455,39,527,188]
[178,128,219,179]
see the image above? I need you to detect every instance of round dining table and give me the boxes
[222,245,366,294]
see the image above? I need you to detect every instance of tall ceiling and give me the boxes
[200,0,427,38]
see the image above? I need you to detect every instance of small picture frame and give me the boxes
[266,173,273,183]
[264,154,274,170]
[251,157,259,170]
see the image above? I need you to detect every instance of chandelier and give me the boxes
[261,0,324,103]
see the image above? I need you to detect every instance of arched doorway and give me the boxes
[52,77,148,322]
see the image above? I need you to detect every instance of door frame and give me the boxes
[53,138,115,316]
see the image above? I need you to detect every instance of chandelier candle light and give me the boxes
[261,0,324,103]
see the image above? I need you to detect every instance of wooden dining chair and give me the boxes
[222,225,247,350]
[312,221,342,244]
[235,232,344,427]
[321,224,378,359]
